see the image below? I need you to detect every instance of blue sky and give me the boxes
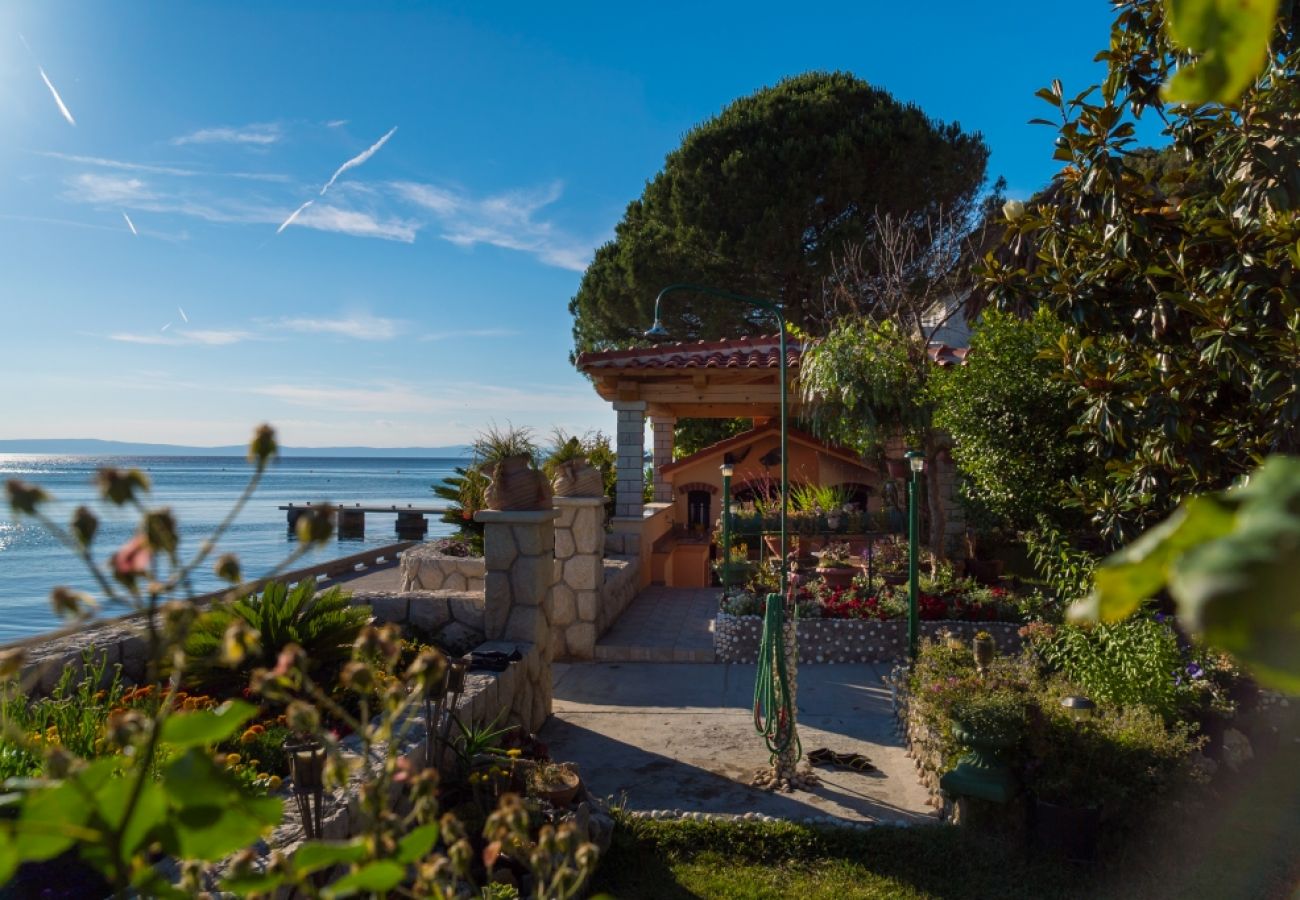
[1,1,1120,448]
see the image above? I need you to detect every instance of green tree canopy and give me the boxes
[570,71,989,354]
[930,308,1089,532]
[982,0,1300,547]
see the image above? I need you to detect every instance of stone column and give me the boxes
[650,415,676,503]
[552,496,605,660]
[613,401,647,519]
[475,508,559,728]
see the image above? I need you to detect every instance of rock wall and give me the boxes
[714,615,1022,664]
[399,546,486,593]
[349,590,485,655]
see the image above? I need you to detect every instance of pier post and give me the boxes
[338,508,365,540]
[395,511,428,540]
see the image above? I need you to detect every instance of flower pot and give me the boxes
[973,634,996,670]
[551,459,603,497]
[714,560,755,584]
[485,454,552,510]
[815,565,856,589]
[1032,797,1100,862]
[531,767,581,808]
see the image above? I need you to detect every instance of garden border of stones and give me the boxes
[714,615,1023,665]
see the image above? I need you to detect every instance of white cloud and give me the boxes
[391,179,593,271]
[271,314,402,341]
[172,123,282,146]
[290,203,418,242]
[320,126,397,195]
[38,67,76,126]
[420,328,519,342]
[37,151,290,182]
[65,173,155,204]
[107,329,253,346]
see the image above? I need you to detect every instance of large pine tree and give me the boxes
[569,71,990,354]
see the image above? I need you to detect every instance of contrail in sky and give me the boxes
[122,212,138,236]
[178,306,189,323]
[320,126,396,195]
[19,34,76,127]
[39,68,77,126]
[276,199,313,234]
[161,323,172,332]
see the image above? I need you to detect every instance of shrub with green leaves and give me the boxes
[184,578,369,690]
[1024,617,1192,721]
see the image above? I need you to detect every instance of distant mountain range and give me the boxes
[0,439,472,458]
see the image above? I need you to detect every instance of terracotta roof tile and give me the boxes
[576,334,802,371]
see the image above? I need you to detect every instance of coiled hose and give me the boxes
[753,592,799,762]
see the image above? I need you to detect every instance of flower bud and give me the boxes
[96,468,151,506]
[70,506,98,548]
[295,505,335,545]
[50,586,94,620]
[221,619,261,667]
[1003,199,1026,222]
[143,508,180,558]
[286,700,320,734]
[0,649,26,680]
[6,480,50,516]
[213,553,242,584]
[110,534,152,587]
[340,660,375,693]
[248,424,279,466]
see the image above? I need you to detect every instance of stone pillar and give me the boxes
[474,508,559,728]
[552,496,605,660]
[650,415,676,503]
[614,401,647,519]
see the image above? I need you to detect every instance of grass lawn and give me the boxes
[592,728,1300,899]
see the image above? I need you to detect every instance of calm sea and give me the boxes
[0,456,463,643]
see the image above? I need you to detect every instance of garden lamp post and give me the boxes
[644,283,789,593]
[905,450,926,659]
[647,284,809,789]
[720,461,734,593]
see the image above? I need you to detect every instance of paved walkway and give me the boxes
[325,559,404,592]
[540,662,934,824]
[594,586,718,663]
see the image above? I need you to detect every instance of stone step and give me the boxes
[593,643,716,663]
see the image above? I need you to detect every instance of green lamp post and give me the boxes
[720,461,734,593]
[905,449,926,659]
[644,283,789,593]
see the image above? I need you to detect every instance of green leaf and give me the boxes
[95,774,169,856]
[292,838,369,875]
[168,797,282,861]
[0,830,18,887]
[322,860,406,898]
[159,700,257,749]
[221,871,288,896]
[1079,493,1238,621]
[1162,0,1279,104]
[395,822,440,864]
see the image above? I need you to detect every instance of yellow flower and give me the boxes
[506,748,522,758]
[239,730,258,745]
[266,775,282,791]
[224,753,241,766]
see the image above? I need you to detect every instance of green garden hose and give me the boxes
[753,592,799,762]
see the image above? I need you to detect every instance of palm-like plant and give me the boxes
[184,578,369,689]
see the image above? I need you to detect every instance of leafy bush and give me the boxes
[184,578,370,691]
[1025,617,1197,721]
[949,690,1028,744]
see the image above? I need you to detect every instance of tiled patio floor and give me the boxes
[594,586,718,663]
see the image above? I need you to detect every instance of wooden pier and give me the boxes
[279,503,449,540]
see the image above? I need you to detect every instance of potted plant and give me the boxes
[526,761,582,808]
[814,541,857,589]
[713,540,755,585]
[973,630,996,671]
[939,691,1026,805]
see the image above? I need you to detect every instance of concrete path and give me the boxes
[326,559,403,592]
[541,662,934,824]
[595,586,718,663]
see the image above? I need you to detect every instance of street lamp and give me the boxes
[645,283,790,594]
[905,450,926,660]
[720,462,734,594]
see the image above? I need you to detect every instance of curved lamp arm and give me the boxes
[644,283,790,594]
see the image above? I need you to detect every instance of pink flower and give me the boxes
[110,534,151,579]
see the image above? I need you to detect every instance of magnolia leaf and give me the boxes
[292,839,369,875]
[396,822,440,864]
[1162,0,1279,104]
[167,798,282,861]
[1078,493,1238,621]
[159,700,257,749]
[322,860,406,898]
[95,774,169,857]
[221,871,288,896]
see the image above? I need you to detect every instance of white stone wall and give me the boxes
[651,415,675,502]
[613,400,647,519]
[399,545,486,593]
[551,497,604,659]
